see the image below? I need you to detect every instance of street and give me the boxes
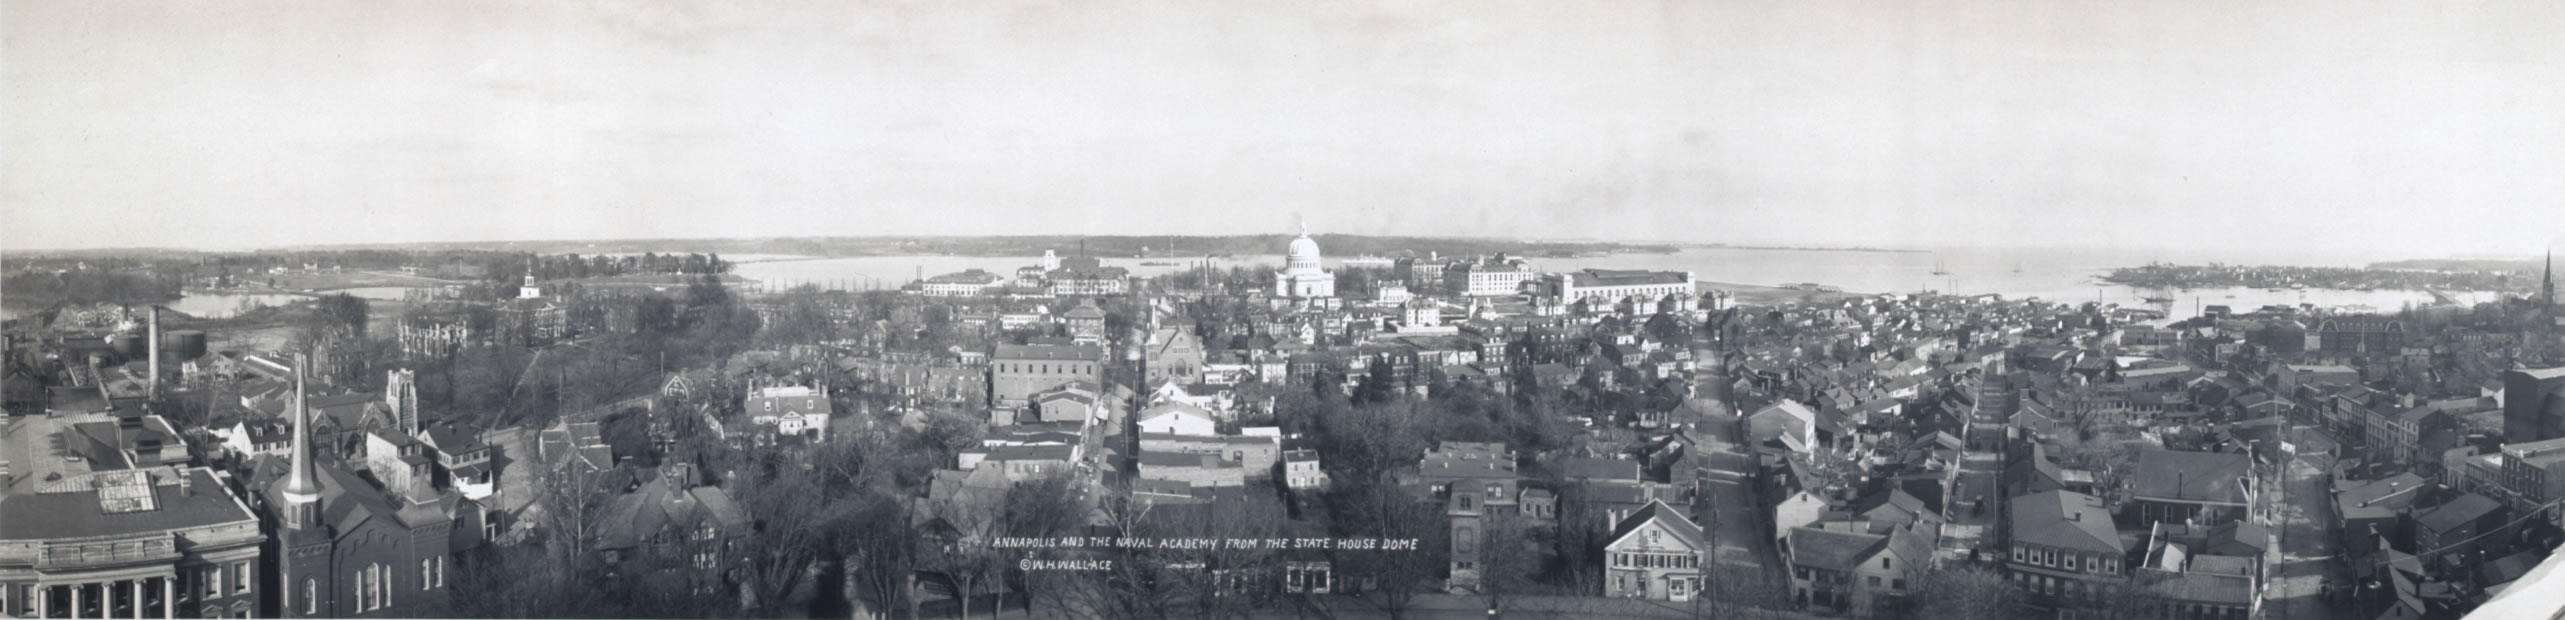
[1685,356,1786,577]
[2264,432,2344,620]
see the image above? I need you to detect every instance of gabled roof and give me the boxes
[594,474,750,550]
[1788,526,1886,572]
[1851,489,1940,524]
[2009,490,2124,553]
[1605,499,1704,551]
[1138,402,1215,424]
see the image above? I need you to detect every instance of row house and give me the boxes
[1138,434,1280,479]
[1785,522,1936,615]
[2126,449,2255,526]
[1416,443,1521,515]
[2006,490,2130,607]
[1603,500,1708,602]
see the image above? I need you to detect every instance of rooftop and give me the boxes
[0,466,260,541]
[1788,526,1886,572]
[2416,492,2501,532]
[994,343,1107,361]
[1565,269,1691,288]
[2009,490,2124,554]
[2129,449,2253,506]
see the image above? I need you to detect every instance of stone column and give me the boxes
[129,580,141,620]
[67,583,80,620]
[33,584,46,620]
[161,577,172,620]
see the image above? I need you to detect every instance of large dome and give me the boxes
[1288,234,1321,260]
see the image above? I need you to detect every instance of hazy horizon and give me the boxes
[8,1,2564,256]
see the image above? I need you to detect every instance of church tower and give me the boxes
[386,368,420,435]
[2543,248,2554,311]
[519,267,542,299]
[281,353,324,530]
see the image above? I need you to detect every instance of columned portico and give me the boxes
[24,576,177,620]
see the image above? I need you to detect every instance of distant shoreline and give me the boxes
[1684,243,1927,254]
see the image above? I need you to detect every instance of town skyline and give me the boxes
[7,0,2564,256]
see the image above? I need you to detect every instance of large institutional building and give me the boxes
[1,412,266,619]
[1274,228,1335,300]
[1539,269,1696,304]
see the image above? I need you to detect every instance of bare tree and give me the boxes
[845,492,919,620]
[730,451,859,617]
[1324,477,1447,620]
[918,480,1016,620]
[1475,510,1548,615]
[1900,563,2024,620]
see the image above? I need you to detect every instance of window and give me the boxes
[424,559,435,590]
[1891,578,1906,591]
[234,561,252,594]
[205,566,222,599]
[1881,557,1892,570]
[435,555,445,588]
[1868,576,1882,588]
[379,564,391,608]
[303,579,317,615]
[355,569,370,612]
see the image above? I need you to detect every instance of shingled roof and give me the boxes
[1607,499,1705,552]
[2010,490,2124,554]
[2129,449,2253,506]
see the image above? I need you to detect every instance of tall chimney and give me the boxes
[147,306,160,399]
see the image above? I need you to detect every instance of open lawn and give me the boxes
[245,269,468,291]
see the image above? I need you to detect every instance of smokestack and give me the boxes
[147,306,159,399]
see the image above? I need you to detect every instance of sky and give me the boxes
[5,0,2563,258]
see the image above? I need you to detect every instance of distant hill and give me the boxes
[236,235,1683,260]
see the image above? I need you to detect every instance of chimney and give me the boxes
[117,413,144,450]
[147,307,159,399]
[180,471,194,496]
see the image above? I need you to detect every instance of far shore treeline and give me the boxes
[5,234,1680,264]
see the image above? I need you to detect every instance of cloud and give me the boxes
[467,60,595,103]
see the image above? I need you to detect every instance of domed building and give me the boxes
[1274,227,1336,299]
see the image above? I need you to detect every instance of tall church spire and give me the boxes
[2544,247,2554,309]
[280,353,323,528]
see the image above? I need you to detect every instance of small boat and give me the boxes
[1930,258,1950,276]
